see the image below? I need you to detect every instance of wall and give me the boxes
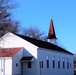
[0,32,38,58]
[0,32,38,75]
[12,46,38,75]
[37,48,74,75]
[0,57,12,75]
[21,47,38,75]
[12,48,23,75]
[1,32,74,75]
[5,58,12,75]
[22,58,37,75]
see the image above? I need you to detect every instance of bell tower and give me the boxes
[47,19,57,45]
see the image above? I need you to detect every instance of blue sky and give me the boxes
[12,0,76,53]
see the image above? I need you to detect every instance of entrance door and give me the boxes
[21,63,28,75]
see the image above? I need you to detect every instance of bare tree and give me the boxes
[22,26,47,40]
[0,0,20,37]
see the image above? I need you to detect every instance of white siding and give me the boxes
[22,59,37,75]
[12,48,38,75]
[0,32,74,75]
[37,48,74,75]
[22,48,38,75]
[12,48,23,75]
[0,32,38,75]
[0,57,12,75]
[0,32,38,58]
[5,58,12,75]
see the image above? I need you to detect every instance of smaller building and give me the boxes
[0,47,23,75]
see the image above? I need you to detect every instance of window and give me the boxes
[28,62,31,68]
[39,61,43,68]
[46,56,49,68]
[47,60,49,68]
[53,57,55,68]
[67,62,69,69]
[63,61,65,69]
[46,56,49,60]
[42,61,43,68]
[63,58,65,69]
[58,58,60,69]
[70,63,72,68]
[16,63,18,67]
[67,59,69,69]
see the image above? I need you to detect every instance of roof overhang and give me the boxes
[20,56,34,62]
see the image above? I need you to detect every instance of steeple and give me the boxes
[47,19,57,39]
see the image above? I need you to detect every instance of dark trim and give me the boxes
[16,34,73,55]
[20,56,33,61]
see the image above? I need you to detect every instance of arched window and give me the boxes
[58,57,60,69]
[53,56,55,68]
[67,58,69,69]
[63,58,65,69]
[46,56,49,68]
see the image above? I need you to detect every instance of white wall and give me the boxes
[0,57,12,75]
[22,59,37,75]
[0,32,74,75]
[12,48,23,75]
[21,48,38,75]
[12,48,38,75]
[0,32,38,75]
[37,48,74,75]
[5,58,12,75]
[0,32,38,58]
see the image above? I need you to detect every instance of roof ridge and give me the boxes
[15,34,73,55]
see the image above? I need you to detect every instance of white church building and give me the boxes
[0,19,74,75]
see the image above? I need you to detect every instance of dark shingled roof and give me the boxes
[16,34,73,55]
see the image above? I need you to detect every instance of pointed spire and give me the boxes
[47,19,57,39]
